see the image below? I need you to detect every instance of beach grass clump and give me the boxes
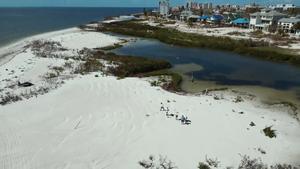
[138,155,177,169]
[263,126,277,138]
[238,155,268,169]
[205,156,220,168]
[270,164,296,169]
[233,96,244,103]
[89,51,181,92]
[44,72,59,79]
[75,58,104,74]
[99,21,300,67]
[143,70,182,92]
[227,31,246,36]
[29,40,67,58]
[94,52,172,77]
[0,93,22,105]
[198,162,211,169]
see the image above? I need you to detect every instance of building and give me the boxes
[209,15,224,24]
[208,3,213,9]
[199,15,210,22]
[278,17,300,33]
[202,3,208,9]
[159,0,170,17]
[232,18,250,28]
[249,10,286,31]
[269,4,296,11]
[180,10,193,21]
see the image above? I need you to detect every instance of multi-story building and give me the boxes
[159,0,170,17]
[202,3,208,9]
[278,16,300,33]
[208,3,213,9]
[249,10,286,31]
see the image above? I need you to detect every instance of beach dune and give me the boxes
[0,28,299,169]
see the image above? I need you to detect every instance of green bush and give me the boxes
[263,126,277,138]
[198,162,211,169]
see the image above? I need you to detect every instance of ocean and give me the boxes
[0,7,146,47]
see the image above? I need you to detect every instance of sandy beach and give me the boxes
[0,27,300,169]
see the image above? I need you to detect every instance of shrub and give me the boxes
[238,155,268,169]
[263,126,277,138]
[75,58,104,74]
[270,164,295,169]
[198,162,211,169]
[44,72,58,79]
[99,53,171,77]
[233,96,244,103]
[0,93,22,105]
[143,70,182,92]
[29,40,66,58]
[138,155,177,169]
[205,156,220,168]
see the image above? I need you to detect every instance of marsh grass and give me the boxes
[99,21,300,67]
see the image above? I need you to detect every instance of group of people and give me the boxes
[160,103,191,125]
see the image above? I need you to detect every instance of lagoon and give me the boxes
[113,38,300,105]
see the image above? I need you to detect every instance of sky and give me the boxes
[0,0,299,7]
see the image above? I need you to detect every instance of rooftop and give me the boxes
[250,11,286,17]
[279,17,300,23]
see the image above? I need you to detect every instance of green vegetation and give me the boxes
[198,162,211,169]
[88,51,182,92]
[99,21,300,67]
[263,126,277,138]
[98,52,171,77]
[143,69,182,91]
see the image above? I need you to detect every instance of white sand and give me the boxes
[0,27,300,169]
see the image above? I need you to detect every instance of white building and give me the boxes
[278,17,300,33]
[159,0,170,17]
[180,10,193,21]
[269,4,296,11]
[249,10,286,31]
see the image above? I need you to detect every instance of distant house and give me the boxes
[209,15,224,24]
[159,0,170,17]
[180,10,193,21]
[249,10,286,31]
[269,4,296,11]
[232,18,250,28]
[223,12,239,23]
[278,17,300,33]
[199,15,210,22]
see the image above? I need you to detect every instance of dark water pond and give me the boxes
[113,38,300,93]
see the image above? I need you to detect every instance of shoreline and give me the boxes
[1,25,299,117]
[0,28,79,66]
[0,24,300,168]
[99,20,300,67]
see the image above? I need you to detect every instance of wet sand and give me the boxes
[172,63,300,118]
